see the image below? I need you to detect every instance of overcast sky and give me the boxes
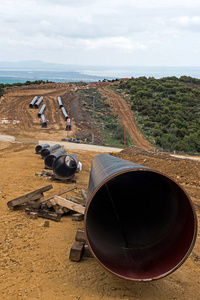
[0,0,200,66]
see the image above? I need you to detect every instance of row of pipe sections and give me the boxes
[35,143,80,179]
[84,153,197,281]
[35,146,197,281]
[57,97,71,131]
[29,96,47,128]
[29,96,44,108]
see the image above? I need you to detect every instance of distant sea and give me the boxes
[0,66,200,84]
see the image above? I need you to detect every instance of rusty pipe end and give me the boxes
[84,154,197,281]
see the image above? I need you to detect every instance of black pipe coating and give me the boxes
[41,144,61,158]
[44,148,67,169]
[53,154,79,179]
[35,143,50,154]
[84,154,197,281]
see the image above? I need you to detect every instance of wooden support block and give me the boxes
[25,208,32,214]
[63,208,70,214]
[72,213,84,221]
[30,212,38,219]
[83,244,94,258]
[44,220,49,227]
[37,209,62,222]
[27,201,41,209]
[66,195,86,206]
[54,196,85,215]
[75,228,86,243]
[37,184,77,204]
[7,185,53,208]
[46,200,53,208]
[69,241,84,262]
[81,189,87,201]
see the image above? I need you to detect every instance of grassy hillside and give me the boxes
[77,86,132,148]
[117,76,200,153]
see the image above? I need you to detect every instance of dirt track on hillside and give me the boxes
[92,83,152,150]
[0,83,199,300]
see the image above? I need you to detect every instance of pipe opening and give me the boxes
[86,170,196,281]
[53,154,78,180]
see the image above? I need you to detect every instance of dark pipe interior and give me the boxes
[53,155,77,179]
[41,149,50,157]
[86,170,196,280]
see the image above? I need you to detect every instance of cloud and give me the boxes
[0,0,200,66]
[173,16,200,31]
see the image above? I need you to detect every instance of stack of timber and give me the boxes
[7,185,87,222]
[69,228,94,262]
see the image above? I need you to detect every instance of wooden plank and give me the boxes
[7,185,53,208]
[30,212,38,219]
[69,241,84,262]
[54,196,85,215]
[81,189,87,201]
[37,184,77,204]
[66,195,86,206]
[37,209,62,222]
[72,213,84,221]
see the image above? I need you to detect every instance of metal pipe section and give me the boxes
[57,96,63,108]
[84,154,197,281]
[35,96,43,108]
[66,118,71,131]
[44,148,67,169]
[35,143,50,154]
[61,107,68,121]
[29,96,38,108]
[38,104,46,117]
[41,114,47,128]
[53,154,79,180]
[41,144,61,158]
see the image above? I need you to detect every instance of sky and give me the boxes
[0,0,200,66]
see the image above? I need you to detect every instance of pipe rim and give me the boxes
[84,167,197,281]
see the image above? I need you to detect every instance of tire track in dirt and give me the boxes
[96,85,153,150]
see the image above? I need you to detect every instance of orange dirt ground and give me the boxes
[0,84,199,300]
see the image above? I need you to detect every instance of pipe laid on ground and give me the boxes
[61,107,68,121]
[35,96,43,108]
[41,144,61,158]
[41,114,47,128]
[66,118,71,131]
[84,154,197,281]
[57,96,63,108]
[44,148,67,169]
[53,154,79,179]
[35,143,50,154]
[29,96,38,108]
[38,104,46,117]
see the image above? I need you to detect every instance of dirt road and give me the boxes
[94,83,152,150]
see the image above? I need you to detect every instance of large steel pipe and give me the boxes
[57,96,63,108]
[35,96,43,108]
[61,107,68,121]
[29,96,38,108]
[41,114,47,128]
[35,143,50,154]
[44,148,67,169]
[41,144,61,158]
[66,118,71,131]
[53,154,79,179]
[84,154,197,281]
[38,104,46,117]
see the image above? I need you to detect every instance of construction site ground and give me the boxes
[0,83,199,300]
